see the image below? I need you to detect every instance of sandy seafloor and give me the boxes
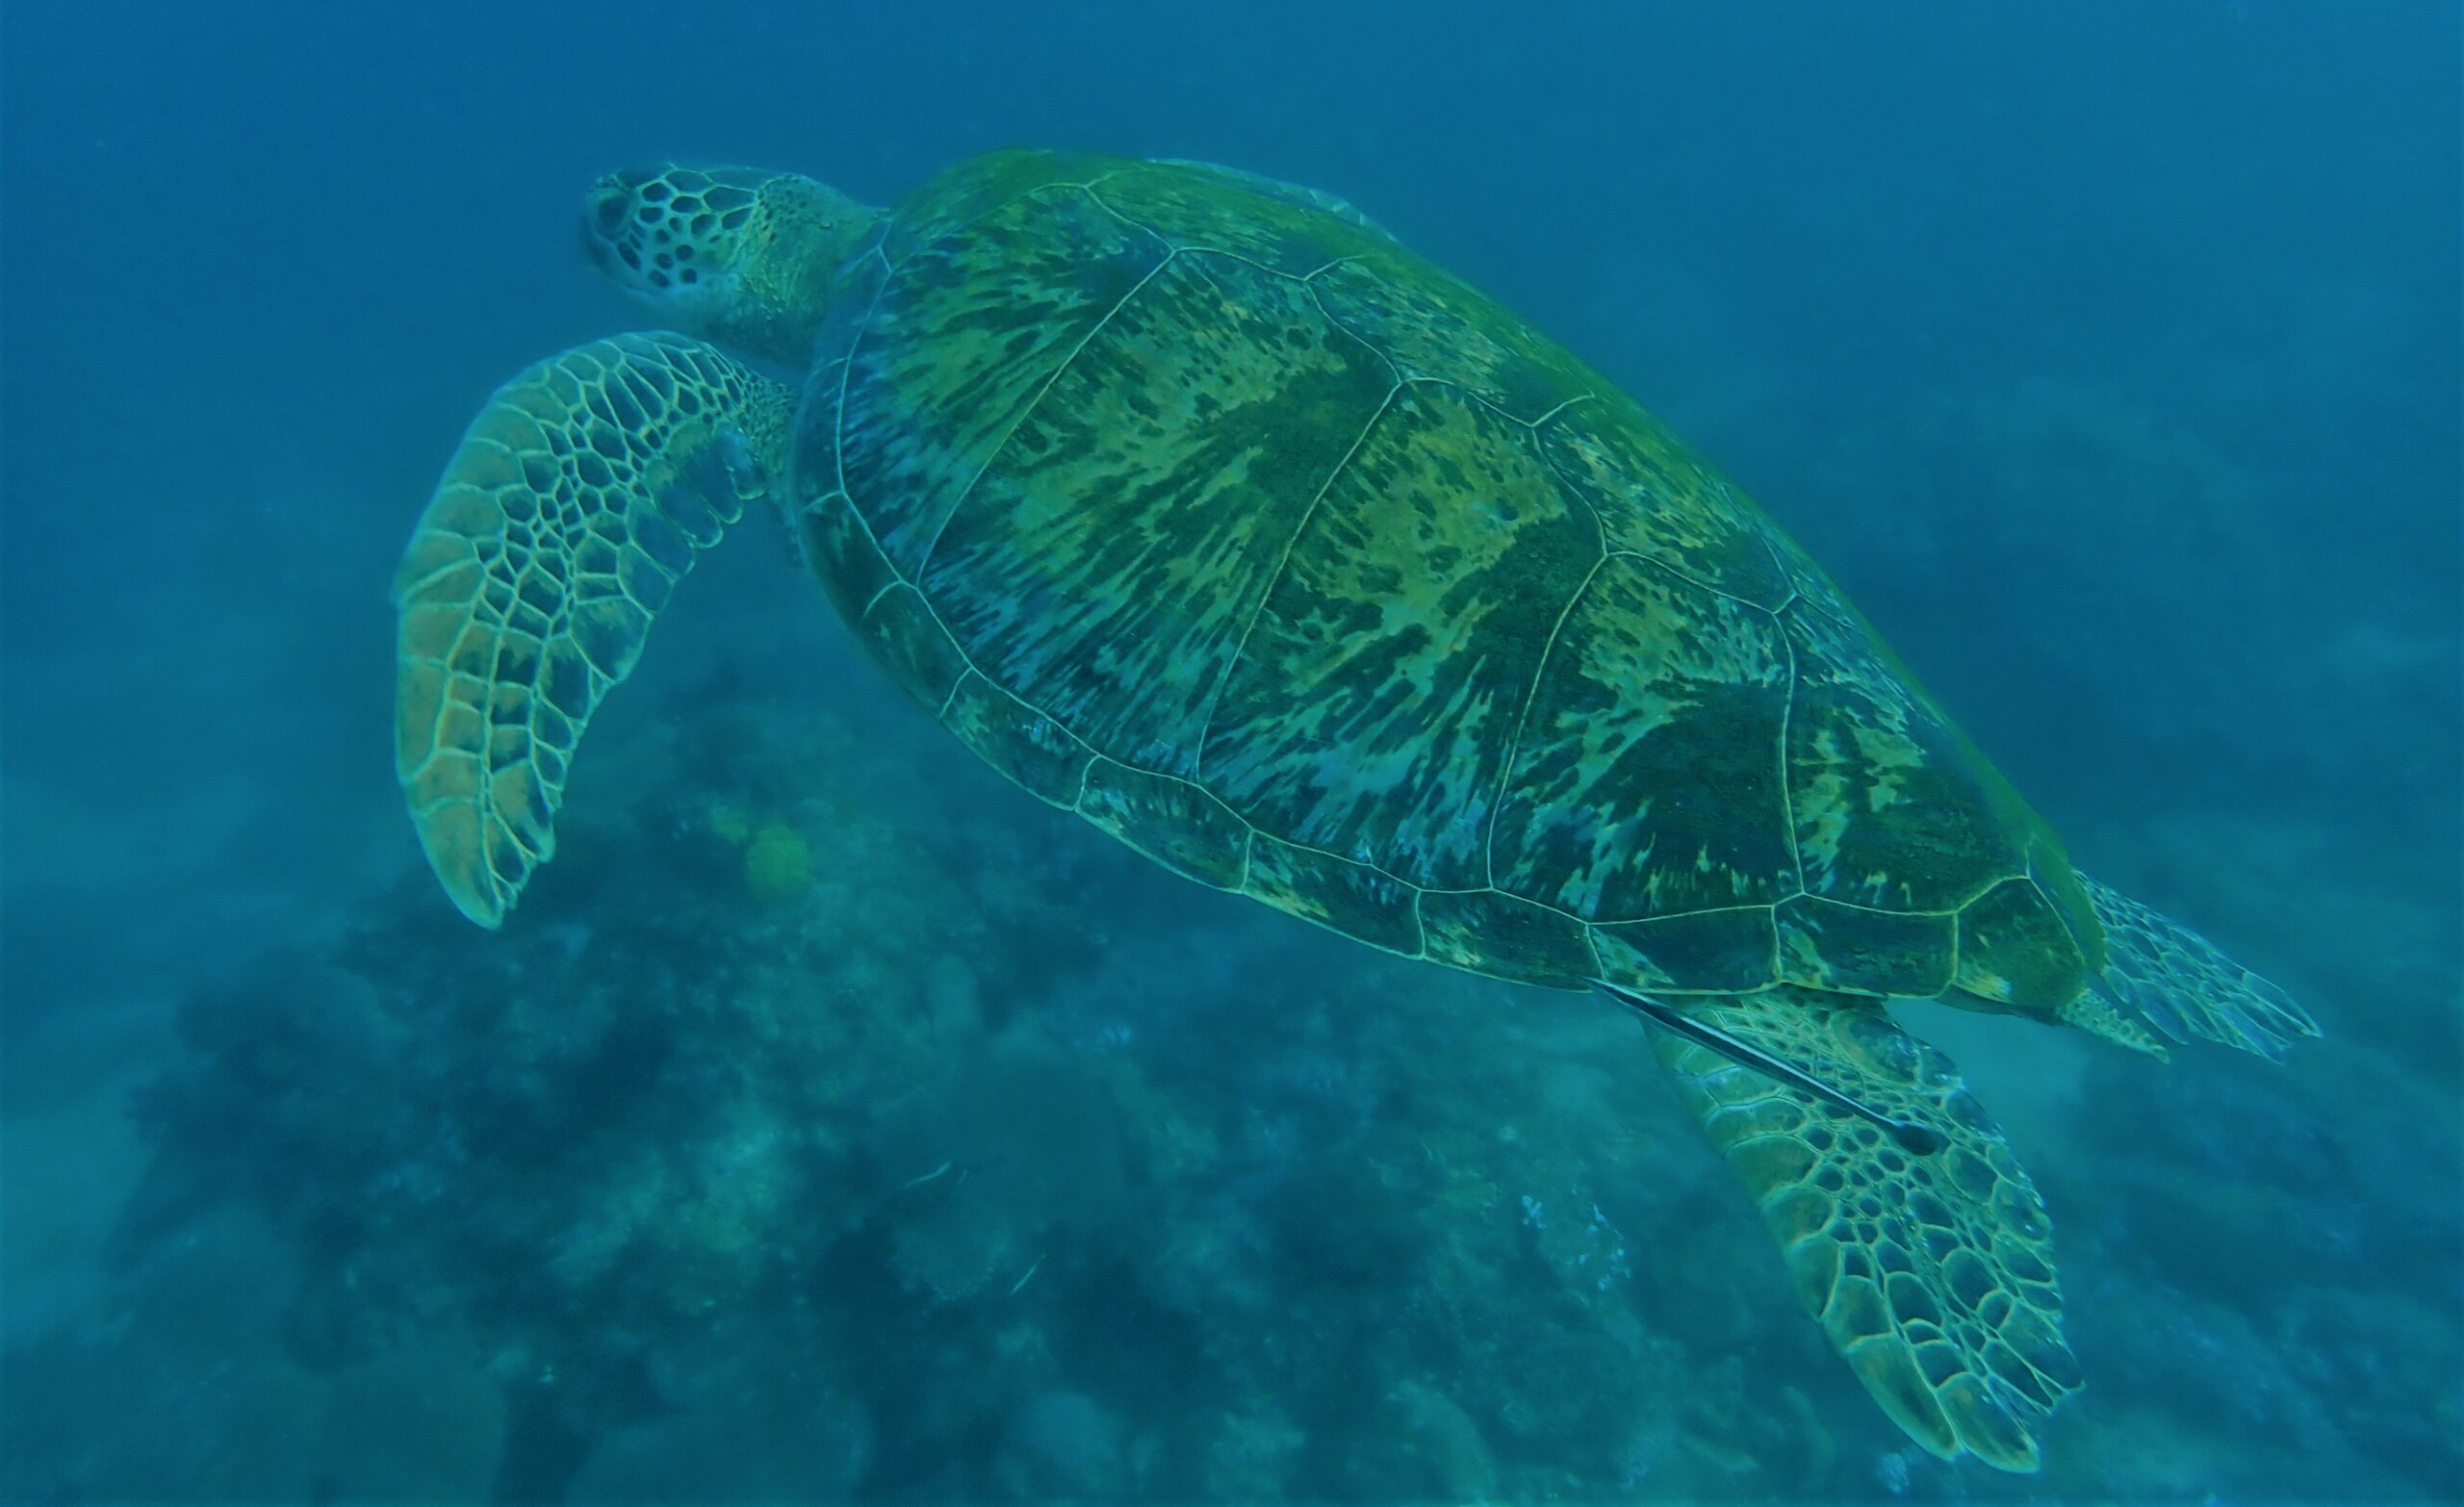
[2,3,2457,1502]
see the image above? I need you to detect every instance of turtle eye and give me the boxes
[591,190,631,239]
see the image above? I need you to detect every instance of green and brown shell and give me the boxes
[795,149,2101,1017]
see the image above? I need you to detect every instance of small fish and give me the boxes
[900,1160,955,1189]
[1008,1258,1041,1296]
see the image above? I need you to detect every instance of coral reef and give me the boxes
[22,678,2457,1502]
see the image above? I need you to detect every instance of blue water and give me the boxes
[4,2,2456,1500]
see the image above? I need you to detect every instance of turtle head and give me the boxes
[583,164,878,365]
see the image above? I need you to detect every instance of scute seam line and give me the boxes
[1481,547,1608,892]
[1606,549,1779,615]
[883,172,1121,277]
[1765,536,1810,898]
[911,241,1180,582]
[829,242,898,499]
[1190,378,1402,783]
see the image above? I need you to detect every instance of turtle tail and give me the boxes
[393,333,795,927]
[2074,873,2322,1060]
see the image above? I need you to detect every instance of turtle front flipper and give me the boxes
[2076,873,2321,1060]
[394,333,794,926]
[1645,986,2080,1470]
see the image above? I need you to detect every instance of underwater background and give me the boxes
[3,1,2457,1501]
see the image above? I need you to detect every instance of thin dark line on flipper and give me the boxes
[1594,979,1946,1155]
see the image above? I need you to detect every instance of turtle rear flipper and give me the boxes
[1648,987,2080,1471]
[2077,873,2321,1060]
[393,333,794,926]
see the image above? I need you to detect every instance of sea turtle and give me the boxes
[392,150,2318,1469]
